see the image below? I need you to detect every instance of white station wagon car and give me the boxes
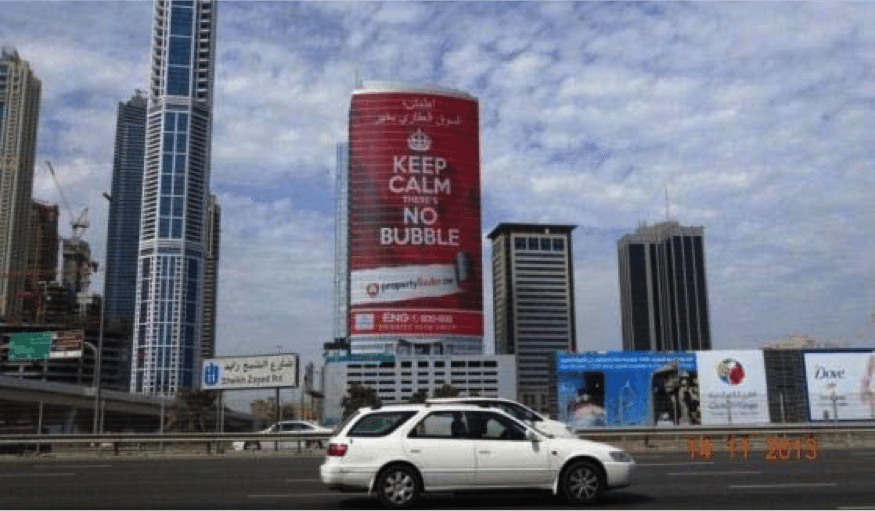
[320,404,634,508]
[425,397,578,438]
[233,420,333,451]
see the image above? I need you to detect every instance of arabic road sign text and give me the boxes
[201,354,299,390]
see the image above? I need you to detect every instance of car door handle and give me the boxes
[410,449,421,453]
[478,450,491,455]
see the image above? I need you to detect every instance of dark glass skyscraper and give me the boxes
[617,221,712,351]
[105,91,147,328]
[131,0,218,397]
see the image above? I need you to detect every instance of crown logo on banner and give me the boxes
[407,128,432,152]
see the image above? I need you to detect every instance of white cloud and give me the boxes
[3,1,874,408]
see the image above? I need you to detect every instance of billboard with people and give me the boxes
[347,85,483,341]
[804,351,875,421]
[556,352,700,428]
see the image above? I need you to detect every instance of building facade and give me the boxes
[21,201,59,323]
[617,221,712,352]
[0,47,41,322]
[104,91,147,329]
[347,82,483,356]
[200,194,219,361]
[130,0,218,397]
[333,142,349,344]
[488,223,577,416]
[323,353,517,426]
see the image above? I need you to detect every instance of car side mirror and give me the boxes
[526,430,540,442]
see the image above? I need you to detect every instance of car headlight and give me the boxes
[609,451,633,463]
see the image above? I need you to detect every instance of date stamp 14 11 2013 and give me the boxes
[687,435,820,461]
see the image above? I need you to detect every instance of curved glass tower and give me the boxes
[130,0,217,397]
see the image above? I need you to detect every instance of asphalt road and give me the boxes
[2,448,875,509]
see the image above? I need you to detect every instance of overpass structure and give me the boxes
[0,375,258,433]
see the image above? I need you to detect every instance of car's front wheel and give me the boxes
[560,460,604,505]
[376,464,420,509]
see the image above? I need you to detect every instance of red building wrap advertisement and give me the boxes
[348,90,483,338]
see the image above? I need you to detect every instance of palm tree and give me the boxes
[164,389,218,432]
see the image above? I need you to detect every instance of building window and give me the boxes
[514,237,526,250]
[552,238,565,251]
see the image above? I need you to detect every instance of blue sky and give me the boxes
[3,2,875,406]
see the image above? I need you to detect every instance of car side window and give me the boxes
[348,411,417,437]
[465,411,526,441]
[409,411,467,439]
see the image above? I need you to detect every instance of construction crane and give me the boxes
[45,160,89,240]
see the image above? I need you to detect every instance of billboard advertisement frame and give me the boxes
[803,350,875,422]
[201,353,299,390]
[556,351,700,428]
[347,86,483,342]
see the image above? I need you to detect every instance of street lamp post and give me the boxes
[92,192,112,435]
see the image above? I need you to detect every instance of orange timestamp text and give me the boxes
[687,435,820,461]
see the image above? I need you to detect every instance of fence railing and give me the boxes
[3,423,875,457]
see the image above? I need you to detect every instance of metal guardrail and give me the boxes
[573,422,875,437]
[4,424,875,456]
[0,432,334,446]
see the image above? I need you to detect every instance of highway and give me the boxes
[1,448,874,509]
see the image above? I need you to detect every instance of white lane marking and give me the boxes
[668,470,761,476]
[837,507,875,509]
[638,461,716,466]
[730,483,837,489]
[249,493,337,498]
[32,464,111,469]
[0,472,76,477]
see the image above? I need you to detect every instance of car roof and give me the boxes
[357,403,505,413]
[426,397,518,404]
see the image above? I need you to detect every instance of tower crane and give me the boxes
[45,160,90,240]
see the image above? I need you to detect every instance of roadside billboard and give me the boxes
[201,354,299,390]
[348,86,482,340]
[8,330,84,361]
[696,350,770,425]
[556,352,700,428]
[804,351,875,421]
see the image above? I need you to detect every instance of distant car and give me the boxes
[426,397,578,438]
[321,403,634,509]
[232,420,334,451]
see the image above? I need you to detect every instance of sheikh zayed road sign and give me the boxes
[201,354,299,390]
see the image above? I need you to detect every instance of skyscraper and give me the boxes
[332,142,349,344]
[104,91,147,328]
[130,0,218,396]
[488,223,577,415]
[21,201,59,323]
[200,194,220,361]
[617,221,712,352]
[0,47,41,322]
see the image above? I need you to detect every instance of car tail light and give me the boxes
[327,443,348,457]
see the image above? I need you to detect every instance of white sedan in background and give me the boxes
[233,420,334,451]
[321,404,634,508]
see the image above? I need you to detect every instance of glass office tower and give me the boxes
[130,0,218,397]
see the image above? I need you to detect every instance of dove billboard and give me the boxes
[347,84,483,342]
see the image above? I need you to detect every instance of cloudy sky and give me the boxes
[3,2,875,405]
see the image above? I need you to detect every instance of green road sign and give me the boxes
[9,332,53,361]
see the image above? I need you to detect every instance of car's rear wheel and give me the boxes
[561,460,604,505]
[376,464,420,509]
[244,441,260,451]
